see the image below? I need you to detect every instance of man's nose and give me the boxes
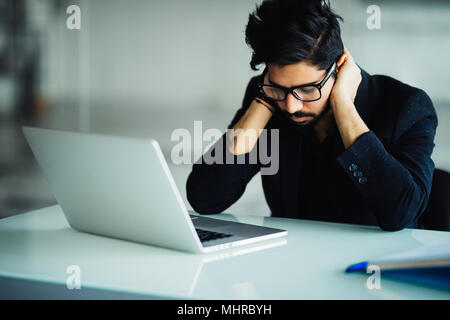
[285,92,303,114]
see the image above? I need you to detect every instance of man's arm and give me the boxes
[330,48,369,149]
[331,48,437,231]
[336,90,437,231]
[186,76,271,214]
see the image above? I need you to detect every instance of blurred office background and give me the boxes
[1,0,449,219]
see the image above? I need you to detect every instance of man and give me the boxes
[186,0,437,231]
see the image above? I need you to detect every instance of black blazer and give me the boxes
[186,68,438,231]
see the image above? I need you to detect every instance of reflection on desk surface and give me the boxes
[0,205,449,299]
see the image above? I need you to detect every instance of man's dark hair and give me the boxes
[245,0,344,71]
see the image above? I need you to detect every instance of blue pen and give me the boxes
[345,261,369,273]
[346,259,450,273]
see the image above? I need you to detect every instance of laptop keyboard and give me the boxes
[195,228,233,243]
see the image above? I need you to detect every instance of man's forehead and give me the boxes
[268,62,327,87]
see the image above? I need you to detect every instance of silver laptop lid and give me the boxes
[22,126,203,253]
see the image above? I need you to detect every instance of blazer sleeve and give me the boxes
[186,76,263,214]
[336,89,438,231]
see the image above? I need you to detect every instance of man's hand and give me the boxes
[330,48,369,149]
[330,47,362,109]
[229,70,274,155]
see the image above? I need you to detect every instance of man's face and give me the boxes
[267,61,335,127]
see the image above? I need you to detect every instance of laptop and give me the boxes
[22,126,287,253]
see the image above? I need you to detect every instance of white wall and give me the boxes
[41,0,450,111]
[45,0,259,111]
[335,0,450,103]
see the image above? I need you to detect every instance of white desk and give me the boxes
[0,205,449,299]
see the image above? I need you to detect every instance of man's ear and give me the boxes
[336,52,347,69]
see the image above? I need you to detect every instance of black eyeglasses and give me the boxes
[258,62,337,102]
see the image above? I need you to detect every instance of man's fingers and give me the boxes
[337,53,347,66]
[343,47,355,63]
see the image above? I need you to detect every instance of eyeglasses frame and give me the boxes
[258,61,337,102]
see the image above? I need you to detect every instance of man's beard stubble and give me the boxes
[274,100,332,129]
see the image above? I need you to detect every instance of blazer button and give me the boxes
[358,177,368,184]
[353,171,363,178]
[349,163,358,172]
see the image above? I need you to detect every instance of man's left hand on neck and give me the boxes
[330,47,370,149]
